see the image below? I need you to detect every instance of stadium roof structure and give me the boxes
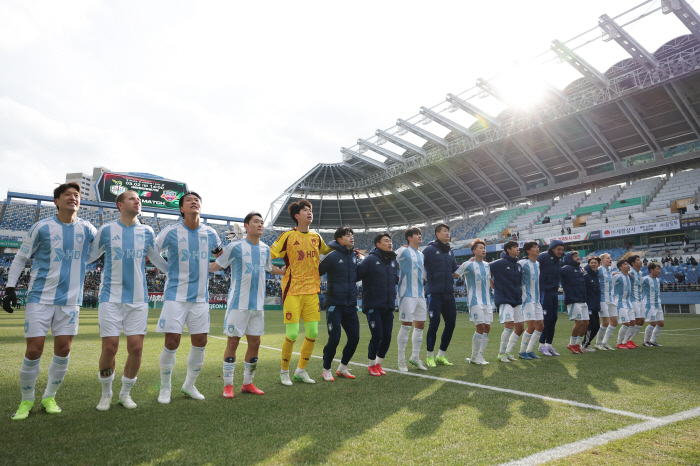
[268,0,700,231]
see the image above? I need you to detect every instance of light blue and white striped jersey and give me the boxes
[216,239,272,311]
[613,273,632,309]
[396,246,425,298]
[641,275,661,311]
[155,222,221,303]
[7,216,97,306]
[599,265,614,302]
[519,258,540,304]
[629,268,643,302]
[456,260,492,306]
[88,220,166,304]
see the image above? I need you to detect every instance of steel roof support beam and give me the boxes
[540,126,586,173]
[576,114,620,163]
[340,162,368,176]
[363,189,393,228]
[551,39,610,89]
[599,14,659,71]
[336,192,343,227]
[398,176,448,219]
[416,172,466,214]
[665,83,700,139]
[475,78,509,104]
[419,107,473,137]
[375,129,426,156]
[382,183,430,223]
[341,147,386,170]
[446,93,501,127]
[350,193,367,229]
[616,99,663,154]
[662,0,700,42]
[396,119,449,148]
[511,137,555,181]
[436,165,487,210]
[357,138,405,164]
[469,164,510,204]
[482,147,525,188]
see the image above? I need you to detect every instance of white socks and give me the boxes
[120,376,136,397]
[644,325,653,341]
[243,358,258,385]
[19,357,41,402]
[99,372,115,397]
[651,326,663,342]
[597,326,607,345]
[479,333,490,358]
[526,330,541,353]
[184,346,206,388]
[397,325,410,361]
[506,331,520,354]
[159,347,177,389]
[472,333,482,359]
[618,326,629,344]
[411,328,423,360]
[223,358,235,386]
[499,328,513,355]
[520,332,532,354]
[43,354,70,399]
[603,325,616,345]
[337,363,348,373]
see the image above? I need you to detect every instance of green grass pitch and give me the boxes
[1,309,699,465]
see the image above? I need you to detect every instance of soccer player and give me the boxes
[357,232,398,376]
[581,256,601,352]
[456,239,493,365]
[318,227,360,381]
[395,227,427,372]
[595,253,618,351]
[270,200,332,386]
[537,240,565,356]
[88,190,168,411]
[4,183,97,420]
[626,255,645,348]
[613,259,635,349]
[423,223,459,367]
[154,192,222,403]
[518,241,544,360]
[209,212,285,397]
[641,262,664,346]
[490,241,524,363]
[560,251,589,354]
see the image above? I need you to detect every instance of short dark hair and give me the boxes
[334,227,354,241]
[404,227,421,241]
[179,192,202,218]
[244,211,263,226]
[374,232,391,247]
[627,255,640,265]
[504,240,518,252]
[647,262,658,271]
[54,182,80,200]
[470,238,485,251]
[587,256,601,264]
[115,190,138,212]
[434,223,449,235]
[617,259,628,269]
[288,199,312,225]
[523,241,538,253]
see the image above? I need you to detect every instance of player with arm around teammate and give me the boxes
[209,212,285,398]
[581,256,601,352]
[517,241,544,360]
[490,241,524,363]
[595,253,618,350]
[4,183,97,420]
[395,227,428,372]
[537,240,565,356]
[642,263,664,347]
[626,255,645,348]
[613,259,635,349]
[560,251,589,354]
[88,190,168,411]
[154,192,222,403]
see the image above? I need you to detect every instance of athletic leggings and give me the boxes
[539,291,559,344]
[583,308,600,347]
[322,305,360,369]
[426,293,457,352]
[366,308,394,360]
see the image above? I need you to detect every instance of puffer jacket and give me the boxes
[423,240,458,295]
[318,240,358,308]
[537,239,565,292]
[489,251,523,307]
[560,252,586,305]
[583,264,601,312]
[357,247,399,311]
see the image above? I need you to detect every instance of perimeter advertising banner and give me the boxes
[95,172,188,211]
[599,220,680,238]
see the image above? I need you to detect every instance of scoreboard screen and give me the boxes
[95,172,188,211]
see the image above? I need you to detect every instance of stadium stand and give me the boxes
[647,170,700,211]
[0,204,36,231]
[477,207,525,240]
[530,192,587,237]
[508,200,553,233]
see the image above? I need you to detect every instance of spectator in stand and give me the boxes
[643,257,648,266]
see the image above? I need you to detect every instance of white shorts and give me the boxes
[24,303,80,338]
[224,308,264,337]
[521,303,543,321]
[567,303,589,321]
[399,297,427,322]
[499,304,523,324]
[98,302,148,337]
[156,301,210,335]
[631,302,643,320]
[645,307,664,323]
[469,304,493,325]
[600,302,618,318]
[617,307,633,324]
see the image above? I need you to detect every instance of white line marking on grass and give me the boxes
[663,328,700,332]
[499,406,700,466]
[208,335,654,421]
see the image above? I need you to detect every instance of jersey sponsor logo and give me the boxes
[54,248,81,262]
[180,250,208,261]
[113,247,146,260]
[161,190,178,202]
[112,234,121,241]
[244,262,266,274]
[297,250,305,261]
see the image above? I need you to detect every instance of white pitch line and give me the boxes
[207,335,653,421]
[663,327,700,332]
[499,406,700,466]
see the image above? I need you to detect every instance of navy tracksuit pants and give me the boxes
[539,291,559,344]
[426,293,457,353]
[583,308,600,347]
[366,308,394,360]
[322,305,360,370]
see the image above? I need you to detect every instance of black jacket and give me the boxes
[560,252,586,305]
[357,248,399,311]
[537,239,565,293]
[423,240,458,295]
[583,264,601,312]
[490,251,523,307]
[318,240,358,308]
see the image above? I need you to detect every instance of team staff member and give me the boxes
[357,233,399,377]
[490,241,524,363]
[537,239,565,356]
[318,227,360,382]
[581,256,601,352]
[271,200,332,386]
[423,223,459,367]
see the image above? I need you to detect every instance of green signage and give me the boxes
[0,240,22,248]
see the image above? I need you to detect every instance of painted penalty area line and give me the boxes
[208,335,653,421]
[499,406,700,466]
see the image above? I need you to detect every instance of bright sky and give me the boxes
[0,0,691,221]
